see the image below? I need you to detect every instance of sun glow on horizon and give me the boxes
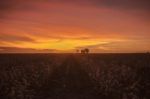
[0,0,150,53]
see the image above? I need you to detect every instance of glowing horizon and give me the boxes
[0,0,150,53]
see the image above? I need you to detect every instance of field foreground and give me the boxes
[0,53,150,99]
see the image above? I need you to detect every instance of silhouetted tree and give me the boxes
[81,48,89,54]
[81,49,85,54]
[84,48,89,54]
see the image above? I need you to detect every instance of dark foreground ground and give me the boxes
[0,53,150,99]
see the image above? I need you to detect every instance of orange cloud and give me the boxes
[0,0,150,53]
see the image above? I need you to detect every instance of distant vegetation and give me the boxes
[77,48,90,54]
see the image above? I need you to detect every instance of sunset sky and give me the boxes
[0,0,150,53]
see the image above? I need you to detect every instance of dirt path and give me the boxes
[45,55,99,99]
